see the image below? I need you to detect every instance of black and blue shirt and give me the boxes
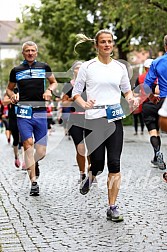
[9,60,52,108]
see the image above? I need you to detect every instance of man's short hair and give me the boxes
[22,41,38,52]
[164,35,167,46]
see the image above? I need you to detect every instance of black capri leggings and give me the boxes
[85,118,123,176]
[9,118,20,146]
[142,99,164,131]
[2,118,10,130]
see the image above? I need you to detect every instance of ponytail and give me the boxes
[74,33,95,53]
[74,29,113,54]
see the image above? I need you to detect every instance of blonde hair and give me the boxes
[74,34,95,53]
[74,29,113,53]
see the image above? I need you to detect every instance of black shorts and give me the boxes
[68,114,86,145]
[142,99,164,131]
[69,125,85,145]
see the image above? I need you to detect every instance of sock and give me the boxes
[80,173,85,178]
[150,136,160,160]
[110,204,116,209]
[157,136,161,148]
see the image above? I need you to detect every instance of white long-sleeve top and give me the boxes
[72,57,131,119]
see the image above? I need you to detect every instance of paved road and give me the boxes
[0,124,167,252]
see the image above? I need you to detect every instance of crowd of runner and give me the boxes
[0,31,167,222]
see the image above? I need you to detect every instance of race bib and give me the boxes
[16,105,32,119]
[105,104,125,123]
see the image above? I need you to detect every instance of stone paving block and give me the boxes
[0,126,167,251]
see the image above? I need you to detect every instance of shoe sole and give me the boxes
[107,216,124,222]
[80,188,90,195]
[158,165,166,170]
[15,163,20,168]
[151,163,158,168]
[30,192,39,196]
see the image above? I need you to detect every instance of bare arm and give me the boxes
[43,74,58,100]
[6,82,19,104]
[2,94,11,105]
[124,90,134,103]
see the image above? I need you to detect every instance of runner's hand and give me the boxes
[128,96,139,107]
[10,93,19,104]
[128,96,140,113]
[84,99,96,109]
[43,90,52,101]
[149,94,160,104]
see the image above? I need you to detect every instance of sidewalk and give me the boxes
[0,124,167,252]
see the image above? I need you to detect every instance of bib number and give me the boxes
[105,104,125,123]
[16,105,32,119]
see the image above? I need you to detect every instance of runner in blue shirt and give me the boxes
[144,35,167,170]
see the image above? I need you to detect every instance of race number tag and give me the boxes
[105,104,125,123]
[16,105,32,119]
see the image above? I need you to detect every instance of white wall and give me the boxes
[0,47,19,60]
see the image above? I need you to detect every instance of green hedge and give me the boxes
[122,114,133,126]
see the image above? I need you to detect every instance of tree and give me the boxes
[16,0,96,71]
[0,58,20,94]
[14,0,167,65]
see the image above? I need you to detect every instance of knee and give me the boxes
[77,143,85,156]
[36,147,46,160]
[108,160,120,173]
[107,172,121,189]
[23,138,33,151]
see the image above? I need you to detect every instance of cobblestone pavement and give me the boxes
[0,124,167,252]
